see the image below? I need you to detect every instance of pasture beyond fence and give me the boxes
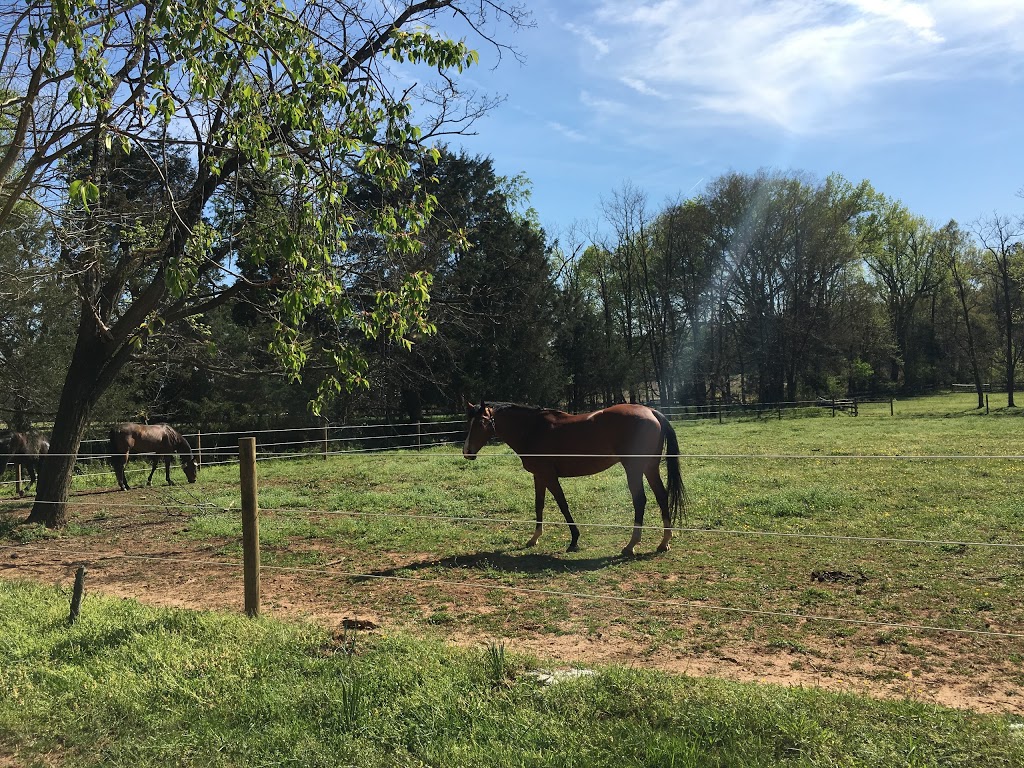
[1,396,1022,714]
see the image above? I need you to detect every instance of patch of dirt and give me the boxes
[1,498,1021,716]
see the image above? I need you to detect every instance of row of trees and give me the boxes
[1,2,1021,528]
[10,155,1019,431]
[556,174,1023,412]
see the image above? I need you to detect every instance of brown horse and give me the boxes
[463,401,684,555]
[109,423,198,491]
[0,431,50,495]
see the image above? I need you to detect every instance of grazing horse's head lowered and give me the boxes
[463,401,495,460]
[109,423,197,491]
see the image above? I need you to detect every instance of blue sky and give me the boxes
[449,0,1024,239]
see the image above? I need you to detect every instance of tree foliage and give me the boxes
[0,0,527,526]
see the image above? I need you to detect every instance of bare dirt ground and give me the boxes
[2,493,1022,717]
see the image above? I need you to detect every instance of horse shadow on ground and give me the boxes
[357,547,662,582]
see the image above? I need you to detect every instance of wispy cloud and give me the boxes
[547,121,589,142]
[564,22,610,57]
[619,77,669,99]
[578,0,1024,134]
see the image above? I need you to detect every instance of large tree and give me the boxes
[974,213,1024,407]
[0,0,526,526]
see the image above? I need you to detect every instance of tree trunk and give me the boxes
[28,318,116,527]
[1006,306,1016,408]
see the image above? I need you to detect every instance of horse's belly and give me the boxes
[523,456,619,478]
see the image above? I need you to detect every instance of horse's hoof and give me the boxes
[621,546,637,557]
[656,544,670,553]
[567,542,580,553]
[525,539,538,548]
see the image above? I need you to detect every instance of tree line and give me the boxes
[6,151,1022,432]
[1,1,1021,527]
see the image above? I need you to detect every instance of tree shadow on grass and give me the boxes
[357,547,663,582]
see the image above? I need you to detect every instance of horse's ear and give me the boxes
[465,400,477,417]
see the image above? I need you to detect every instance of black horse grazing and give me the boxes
[109,423,198,491]
[464,401,685,555]
[0,431,50,496]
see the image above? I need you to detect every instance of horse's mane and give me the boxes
[487,402,568,419]
[487,401,540,413]
[161,424,194,457]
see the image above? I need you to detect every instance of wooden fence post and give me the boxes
[69,565,86,624]
[323,425,329,461]
[239,437,260,618]
[15,464,21,497]
[196,429,202,470]
[890,398,894,417]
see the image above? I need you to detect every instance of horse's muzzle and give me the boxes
[463,451,477,460]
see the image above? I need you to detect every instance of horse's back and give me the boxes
[522,403,664,475]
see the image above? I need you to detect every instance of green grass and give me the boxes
[1,392,1023,718]
[1,579,1021,768]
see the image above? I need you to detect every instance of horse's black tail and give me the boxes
[654,410,686,528]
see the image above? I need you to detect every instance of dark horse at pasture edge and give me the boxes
[109,423,198,491]
[463,401,685,555]
[0,431,50,495]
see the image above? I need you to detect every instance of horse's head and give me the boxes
[182,455,198,483]
[463,401,494,460]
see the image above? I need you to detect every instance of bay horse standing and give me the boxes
[0,431,50,495]
[463,402,684,555]
[109,423,198,491]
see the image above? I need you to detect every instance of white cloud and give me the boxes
[580,90,627,117]
[564,22,610,57]
[547,121,588,142]
[578,0,1024,134]
[620,77,669,99]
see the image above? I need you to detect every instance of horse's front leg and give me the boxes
[147,458,159,486]
[622,468,647,556]
[527,474,545,547]
[547,478,581,553]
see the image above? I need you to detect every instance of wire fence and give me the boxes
[2,415,1023,694]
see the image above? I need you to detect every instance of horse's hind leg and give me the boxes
[622,467,647,556]
[164,456,174,485]
[546,477,581,552]
[25,463,37,492]
[527,474,545,547]
[147,458,159,486]
[645,467,672,552]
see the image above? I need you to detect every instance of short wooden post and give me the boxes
[196,429,202,470]
[69,565,86,624]
[890,398,894,416]
[323,425,329,460]
[718,406,723,424]
[985,393,990,415]
[239,437,260,618]
[15,464,22,497]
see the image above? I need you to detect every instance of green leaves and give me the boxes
[68,179,99,210]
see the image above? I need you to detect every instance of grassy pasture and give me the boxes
[1,579,1022,767]
[1,393,1023,717]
